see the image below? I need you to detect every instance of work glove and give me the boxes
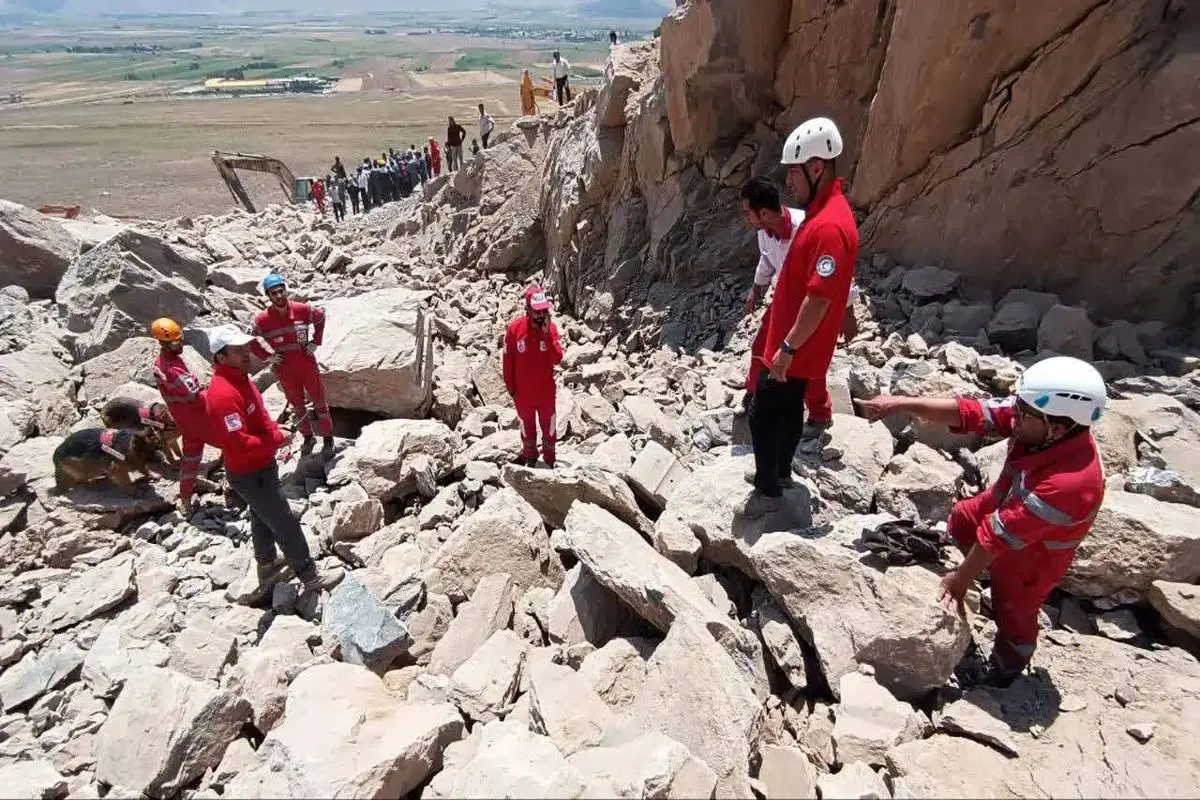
[304,342,317,356]
[267,353,284,366]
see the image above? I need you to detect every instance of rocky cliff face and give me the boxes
[529,0,1198,327]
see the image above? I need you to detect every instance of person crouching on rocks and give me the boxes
[855,356,1107,687]
[504,286,563,468]
[205,324,343,597]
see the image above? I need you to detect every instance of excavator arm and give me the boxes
[211,151,301,213]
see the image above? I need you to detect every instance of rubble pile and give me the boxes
[1,4,1200,798]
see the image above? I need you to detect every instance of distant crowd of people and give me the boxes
[306,102,497,220]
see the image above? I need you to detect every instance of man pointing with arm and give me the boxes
[743,117,858,516]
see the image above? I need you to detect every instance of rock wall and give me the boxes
[555,0,1199,328]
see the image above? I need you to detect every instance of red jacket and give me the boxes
[953,397,1105,561]
[503,315,562,398]
[153,349,209,436]
[205,363,286,474]
[249,301,325,365]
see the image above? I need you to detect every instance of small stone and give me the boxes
[1094,609,1142,643]
[1126,721,1156,742]
[1059,695,1088,713]
[1114,686,1141,707]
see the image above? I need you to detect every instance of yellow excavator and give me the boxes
[211,150,320,213]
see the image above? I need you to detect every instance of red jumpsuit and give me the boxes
[747,312,833,422]
[503,315,563,464]
[152,349,209,501]
[311,181,327,216]
[948,396,1105,671]
[249,301,333,439]
[430,141,442,176]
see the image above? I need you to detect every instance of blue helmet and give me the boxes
[262,273,287,293]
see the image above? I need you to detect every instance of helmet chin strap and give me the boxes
[800,162,822,209]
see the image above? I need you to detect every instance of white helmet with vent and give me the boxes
[1016,356,1107,427]
[781,117,843,165]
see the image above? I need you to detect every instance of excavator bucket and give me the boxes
[211,150,302,213]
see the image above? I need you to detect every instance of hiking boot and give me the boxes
[322,436,336,461]
[802,419,834,440]
[778,473,795,489]
[256,555,291,585]
[737,491,783,517]
[301,566,345,594]
[300,435,316,456]
[514,455,537,468]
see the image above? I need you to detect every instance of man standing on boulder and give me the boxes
[150,317,210,517]
[206,324,343,597]
[248,273,335,457]
[744,117,858,515]
[739,176,860,438]
[855,356,1107,687]
[503,286,563,468]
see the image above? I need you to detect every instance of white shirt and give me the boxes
[754,206,804,287]
[552,59,570,79]
[356,171,369,190]
[479,113,494,136]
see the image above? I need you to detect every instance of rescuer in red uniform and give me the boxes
[503,286,563,468]
[150,317,210,517]
[856,356,1108,687]
[248,273,335,457]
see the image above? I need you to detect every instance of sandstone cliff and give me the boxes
[508,0,1198,328]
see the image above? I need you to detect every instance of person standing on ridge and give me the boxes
[855,356,1107,687]
[739,176,861,438]
[446,115,467,171]
[551,50,571,105]
[330,175,346,222]
[331,156,347,181]
[478,103,495,149]
[309,177,326,216]
[348,166,362,215]
[150,317,210,517]
[744,117,858,516]
[503,286,563,469]
[248,273,335,458]
[205,324,343,597]
[429,139,442,177]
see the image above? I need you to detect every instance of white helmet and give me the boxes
[1016,356,1107,427]
[781,117,843,165]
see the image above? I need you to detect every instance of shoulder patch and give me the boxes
[815,255,836,278]
[223,413,243,432]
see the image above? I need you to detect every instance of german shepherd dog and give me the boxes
[52,428,161,493]
[101,398,183,467]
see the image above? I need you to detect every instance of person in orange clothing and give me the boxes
[310,178,327,216]
[503,286,563,468]
[149,317,211,516]
[856,356,1108,687]
[248,273,334,457]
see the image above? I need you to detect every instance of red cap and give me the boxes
[526,286,552,311]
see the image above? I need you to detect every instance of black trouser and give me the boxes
[226,461,316,583]
[348,187,360,214]
[481,132,490,148]
[332,201,344,222]
[748,371,808,497]
[555,76,568,105]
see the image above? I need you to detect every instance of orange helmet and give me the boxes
[151,318,183,343]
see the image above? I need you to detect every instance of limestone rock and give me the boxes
[0,435,59,496]
[1063,490,1200,597]
[38,554,135,633]
[528,654,614,755]
[1148,580,1200,646]
[934,689,1019,757]
[619,395,685,451]
[502,462,651,535]
[751,532,970,701]
[652,452,811,576]
[0,199,78,298]
[577,637,655,712]
[568,732,718,799]
[885,735,1035,798]
[327,419,460,502]
[322,574,413,669]
[873,443,962,523]
[94,666,249,798]
[546,563,637,649]
[809,413,895,514]
[427,573,515,676]
[423,488,564,604]
[327,498,385,542]
[1037,305,1094,360]
[901,266,959,299]
[228,615,314,733]
[0,758,69,800]
[1126,466,1200,509]
[0,346,69,413]
[832,672,926,767]
[425,719,584,799]
[448,629,526,723]
[752,587,807,691]
[757,744,817,800]
[0,643,85,713]
[238,663,464,798]
[82,602,174,699]
[816,760,889,800]
[55,229,207,359]
[167,619,236,683]
[625,439,690,512]
[317,288,434,417]
[623,617,762,798]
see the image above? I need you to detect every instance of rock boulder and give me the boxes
[0,199,78,298]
